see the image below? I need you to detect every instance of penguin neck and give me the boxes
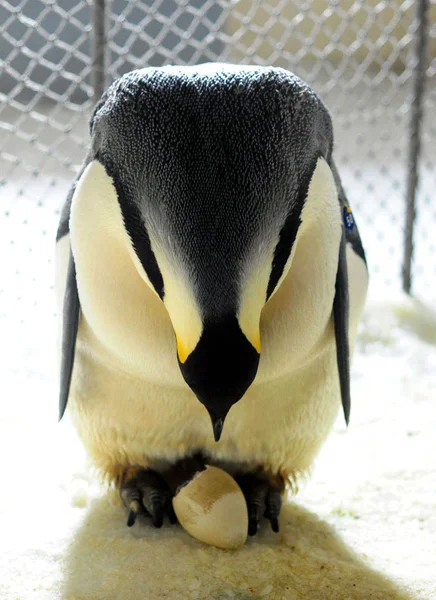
[288,156,342,303]
[298,157,342,244]
[266,156,342,306]
[258,157,342,379]
[69,160,183,382]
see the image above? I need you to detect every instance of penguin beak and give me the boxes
[206,408,228,442]
[177,314,260,441]
[159,271,261,442]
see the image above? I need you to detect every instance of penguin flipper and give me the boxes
[329,158,367,425]
[333,229,351,425]
[56,154,93,420]
[59,249,80,420]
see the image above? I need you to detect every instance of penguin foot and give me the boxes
[119,467,177,528]
[235,471,284,536]
[119,455,206,528]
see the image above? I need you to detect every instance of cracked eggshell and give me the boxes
[172,465,248,549]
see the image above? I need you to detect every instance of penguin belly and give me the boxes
[67,317,340,482]
[56,231,367,484]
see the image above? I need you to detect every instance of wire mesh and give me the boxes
[0,0,435,330]
[413,0,436,300]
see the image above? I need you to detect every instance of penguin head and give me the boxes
[90,64,333,440]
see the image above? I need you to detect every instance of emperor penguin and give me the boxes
[55,64,368,536]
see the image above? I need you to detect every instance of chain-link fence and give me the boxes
[1,0,435,329]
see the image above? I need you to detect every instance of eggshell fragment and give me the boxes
[172,465,248,549]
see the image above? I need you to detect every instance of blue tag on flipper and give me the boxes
[343,204,354,231]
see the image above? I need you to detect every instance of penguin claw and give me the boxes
[127,507,138,527]
[148,498,164,528]
[126,499,143,527]
[269,515,280,533]
[120,462,283,536]
[120,467,175,528]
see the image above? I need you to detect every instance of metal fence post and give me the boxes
[91,0,107,106]
[402,0,430,295]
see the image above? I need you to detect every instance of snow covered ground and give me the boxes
[1,85,435,598]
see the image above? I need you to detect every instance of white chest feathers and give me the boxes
[57,156,367,480]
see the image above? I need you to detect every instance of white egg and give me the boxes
[172,465,248,549]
